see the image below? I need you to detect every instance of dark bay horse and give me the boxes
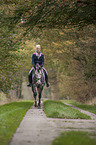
[32,64,45,108]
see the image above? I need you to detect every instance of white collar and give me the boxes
[35,51,42,58]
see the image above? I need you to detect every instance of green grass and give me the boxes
[62,100,96,114]
[43,100,91,119]
[52,131,96,145]
[0,100,33,145]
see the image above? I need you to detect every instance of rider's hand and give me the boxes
[39,66,41,69]
[34,65,36,69]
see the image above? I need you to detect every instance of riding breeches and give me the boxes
[28,67,49,84]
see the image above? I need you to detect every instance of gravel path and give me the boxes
[9,103,96,145]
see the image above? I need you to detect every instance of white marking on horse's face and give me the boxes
[35,70,42,85]
[37,80,41,85]
[35,71,41,78]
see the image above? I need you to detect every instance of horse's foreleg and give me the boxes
[32,86,37,107]
[38,93,41,107]
[38,87,43,107]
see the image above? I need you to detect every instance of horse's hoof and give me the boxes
[38,103,41,109]
[34,102,37,107]
[38,106,41,109]
[35,103,38,107]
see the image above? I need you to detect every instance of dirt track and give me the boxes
[9,103,96,145]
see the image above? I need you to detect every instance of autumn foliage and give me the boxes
[0,0,96,102]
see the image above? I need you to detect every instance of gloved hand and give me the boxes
[39,65,41,70]
[34,65,36,69]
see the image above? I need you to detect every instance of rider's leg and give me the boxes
[42,67,50,87]
[27,67,34,87]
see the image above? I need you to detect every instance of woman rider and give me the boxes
[27,45,50,87]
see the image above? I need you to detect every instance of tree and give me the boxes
[0,0,96,102]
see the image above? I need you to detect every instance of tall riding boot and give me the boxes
[44,71,50,87]
[27,73,32,87]
[45,77,49,87]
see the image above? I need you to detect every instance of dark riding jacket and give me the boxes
[32,52,44,67]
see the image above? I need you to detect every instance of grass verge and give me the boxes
[43,100,91,119]
[62,100,96,114]
[52,131,96,145]
[0,100,33,145]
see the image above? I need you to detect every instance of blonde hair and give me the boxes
[36,45,41,49]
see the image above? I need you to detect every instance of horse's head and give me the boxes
[35,63,41,72]
[34,64,42,87]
